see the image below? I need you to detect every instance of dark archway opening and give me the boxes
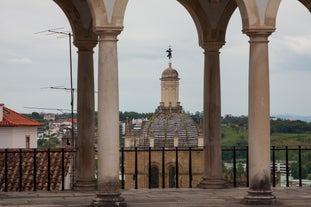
[150,165,159,188]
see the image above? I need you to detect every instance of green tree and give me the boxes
[37,136,60,148]
[188,111,203,125]
[236,162,245,178]
[291,162,308,179]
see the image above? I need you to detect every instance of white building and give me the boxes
[0,104,43,148]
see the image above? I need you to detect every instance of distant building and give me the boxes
[125,63,203,148]
[42,113,56,121]
[0,104,43,148]
[123,61,204,188]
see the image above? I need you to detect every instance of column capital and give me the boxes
[243,28,275,42]
[96,27,123,41]
[74,40,98,51]
[201,41,225,52]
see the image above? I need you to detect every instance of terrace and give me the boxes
[0,146,310,206]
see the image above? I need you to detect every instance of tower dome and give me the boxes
[161,63,179,80]
[142,112,198,148]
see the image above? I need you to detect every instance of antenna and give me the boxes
[36,28,75,147]
[34,27,64,34]
[24,106,74,113]
[41,86,98,93]
[41,86,75,92]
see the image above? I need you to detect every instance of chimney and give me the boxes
[0,104,4,122]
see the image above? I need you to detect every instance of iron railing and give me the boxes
[120,146,311,189]
[1,146,310,191]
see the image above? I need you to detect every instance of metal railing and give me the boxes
[1,146,310,191]
[120,146,311,189]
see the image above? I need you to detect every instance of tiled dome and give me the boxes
[142,112,198,148]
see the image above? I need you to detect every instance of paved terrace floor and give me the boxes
[0,188,311,207]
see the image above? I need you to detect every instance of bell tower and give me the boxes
[158,47,182,113]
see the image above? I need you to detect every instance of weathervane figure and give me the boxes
[166,46,172,63]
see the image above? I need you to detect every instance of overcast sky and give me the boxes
[1,0,311,116]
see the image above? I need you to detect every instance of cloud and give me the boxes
[281,34,311,56]
[1,0,311,117]
[8,57,34,64]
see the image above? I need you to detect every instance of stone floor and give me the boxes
[0,187,311,207]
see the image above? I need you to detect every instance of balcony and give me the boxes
[0,146,310,192]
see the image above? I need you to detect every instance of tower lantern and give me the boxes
[159,47,181,113]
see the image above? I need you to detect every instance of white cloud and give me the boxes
[281,35,311,56]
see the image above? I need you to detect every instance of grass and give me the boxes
[271,133,311,147]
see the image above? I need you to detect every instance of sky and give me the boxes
[0,0,311,116]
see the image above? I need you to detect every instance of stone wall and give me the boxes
[123,149,204,189]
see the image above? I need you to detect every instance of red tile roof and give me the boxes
[0,148,73,191]
[0,106,44,127]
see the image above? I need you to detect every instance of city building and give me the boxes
[0,104,43,148]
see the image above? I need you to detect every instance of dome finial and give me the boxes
[166,45,172,64]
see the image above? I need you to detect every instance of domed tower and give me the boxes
[159,63,182,113]
[138,48,202,148]
[124,48,202,148]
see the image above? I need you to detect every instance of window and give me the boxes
[25,135,30,148]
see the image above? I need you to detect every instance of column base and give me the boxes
[242,190,277,205]
[74,179,97,191]
[198,177,227,189]
[92,193,126,207]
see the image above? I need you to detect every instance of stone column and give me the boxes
[92,29,126,207]
[198,42,226,189]
[243,31,276,205]
[74,41,97,190]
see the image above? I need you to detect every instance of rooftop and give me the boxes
[0,106,43,127]
[0,148,73,191]
[143,112,198,148]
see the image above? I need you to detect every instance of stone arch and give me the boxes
[86,0,128,30]
[235,0,281,32]
[177,0,237,45]
[298,0,311,12]
[52,0,97,45]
